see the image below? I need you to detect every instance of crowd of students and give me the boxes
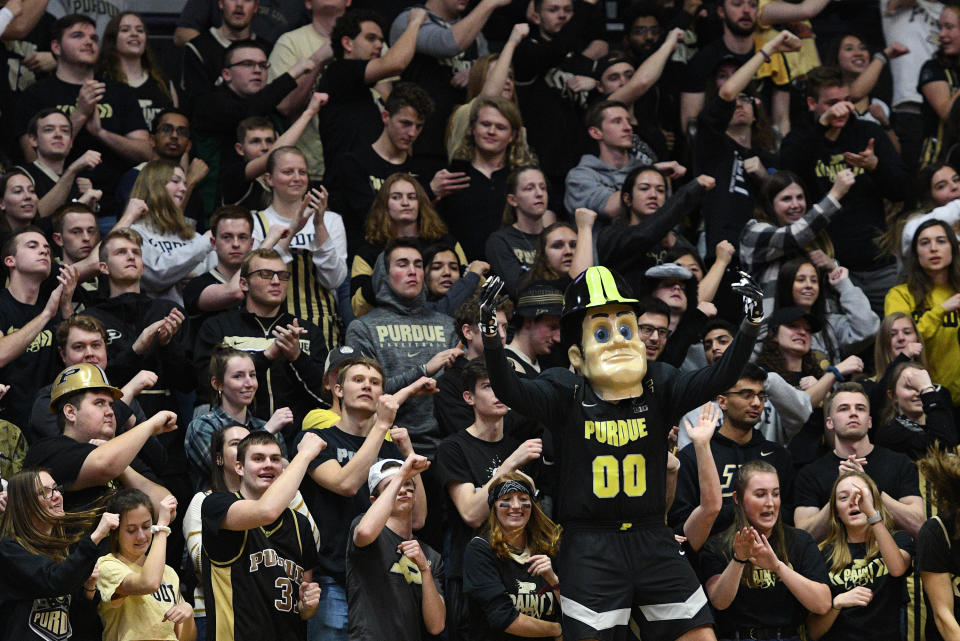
[0,0,960,640]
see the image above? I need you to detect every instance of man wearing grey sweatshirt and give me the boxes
[345,238,462,458]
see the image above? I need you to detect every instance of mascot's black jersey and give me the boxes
[484,320,759,526]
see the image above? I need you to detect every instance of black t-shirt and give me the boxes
[0,288,61,431]
[820,530,913,641]
[793,447,920,510]
[435,428,537,579]
[682,39,754,94]
[125,74,173,131]
[693,96,775,253]
[917,515,960,641]
[438,160,510,261]
[316,58,382,171]
[219,159,271,211]
[462,536,560,641]
[327,144,436,254]
[15,77,147,217]
[701,526,830,634]
[22,435,158,511]
[295,426,401,584]
[346,514,444,641]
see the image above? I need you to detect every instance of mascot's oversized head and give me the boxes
[563,266,647,400]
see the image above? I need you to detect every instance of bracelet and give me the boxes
[759,49,771,63]
[826,365,845,382]
[873,51,888,65]
[732,555,748,564]
[831,598,841,610]
[920,385,937,395]
[150,525,171,535]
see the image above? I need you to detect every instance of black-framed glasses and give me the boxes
[229,60,269,70]
[638,324,672,339]
[249,269,291,282]
[40,484,64,500]
[156,123,190,137]
[722,390,769,403]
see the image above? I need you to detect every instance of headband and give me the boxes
[488,478,534,507]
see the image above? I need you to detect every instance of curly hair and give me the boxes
[96,12,172,101]
[756,328,824,381]
[364,173,448,246]
[482,472,561,560]
[920,447,960,539]
[130,161,194,240]
[453,96,537,169]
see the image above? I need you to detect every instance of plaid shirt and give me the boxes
[739,194,841,316]
[185,406,285,491]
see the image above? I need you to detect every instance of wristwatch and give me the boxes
[866,513,883,525]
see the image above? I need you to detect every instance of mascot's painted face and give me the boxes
[569,303,647,399]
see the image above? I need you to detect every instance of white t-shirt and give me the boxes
[882,0,943,108]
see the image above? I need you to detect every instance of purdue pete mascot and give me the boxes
[480,266,764,641]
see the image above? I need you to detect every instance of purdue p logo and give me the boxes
[29,596,72,641]
[58,367,81,385]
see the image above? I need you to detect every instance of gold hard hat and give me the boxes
[49,363,123,412]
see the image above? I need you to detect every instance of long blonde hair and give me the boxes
[130,161,194,240]
[482,472,561,560]
[720,461,790,588]
[454,96,537,170]
[819,471,895,573]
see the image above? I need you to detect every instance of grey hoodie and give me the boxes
[345,254,458,457]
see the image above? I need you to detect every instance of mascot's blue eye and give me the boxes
[594,327,610,343]
[619,325,633,340]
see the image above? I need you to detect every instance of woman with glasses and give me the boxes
[702,460,831,641]
[128,160,214,304]
[251,146,347,352]
[0,469,119,641]
[462,472,563,640]
[96,12,175,129]
[185,344,292,490]
[805,472,912,641]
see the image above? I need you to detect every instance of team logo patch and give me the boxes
[29,596,72,641]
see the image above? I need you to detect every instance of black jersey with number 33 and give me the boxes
[484,321,758,525]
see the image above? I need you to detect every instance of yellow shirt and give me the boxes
[884,283,960,404]
[755,0,821,85]
[96,554,181,641]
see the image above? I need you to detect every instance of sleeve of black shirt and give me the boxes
[435,437,471,490]
[482,335,570,431]
[201,491,244,561]
[790,528,830,584]
[219,158,254,206]
[917,517,953,573]
[667,444,702,530]
[0,536,101,598]
[512,5,590,82]
[463,538,521,631]
[434,371,475,437]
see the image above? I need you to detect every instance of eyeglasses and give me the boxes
[631,26,661,37]
[638,324,672,339]
[40,485,64,500]
[249,269,291,282]
[229,60,269,70]
[735,93,755,105]
[722,390,769,403]
[156,123,190,137]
